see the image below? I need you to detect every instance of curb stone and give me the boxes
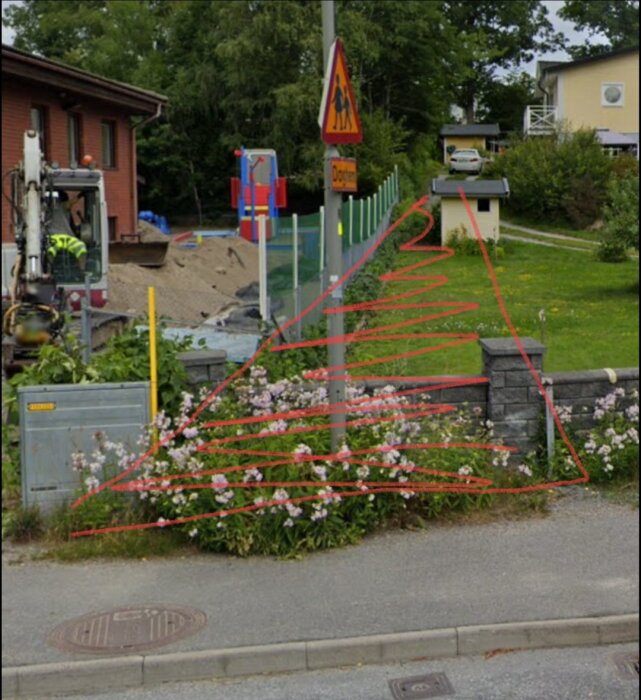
[2,613,638,698]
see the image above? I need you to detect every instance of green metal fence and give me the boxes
[266,166,400,335]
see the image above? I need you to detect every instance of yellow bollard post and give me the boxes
[148,286,159,443]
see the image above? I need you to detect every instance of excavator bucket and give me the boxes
[109,239,169,267]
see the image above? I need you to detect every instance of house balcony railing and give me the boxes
[524,105,557,136]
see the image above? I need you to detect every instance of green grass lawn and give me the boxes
[349,237,639,376]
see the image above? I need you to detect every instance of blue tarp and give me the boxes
[137,326,260,364]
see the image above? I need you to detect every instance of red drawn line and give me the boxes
[71,192,588,538]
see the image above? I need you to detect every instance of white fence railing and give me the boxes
[524,105,557,136]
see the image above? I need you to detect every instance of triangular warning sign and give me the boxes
[319,38,362,145]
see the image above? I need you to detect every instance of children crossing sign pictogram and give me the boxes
[319,38,362,145]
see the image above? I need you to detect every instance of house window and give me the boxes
[30,105,49,158]
[101,120,116,168]
[477,198,491,213]
[68,113,82,165]
[108,216,118,241]
[601,83,624,107]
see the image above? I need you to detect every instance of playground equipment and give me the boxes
[231,147,287,243]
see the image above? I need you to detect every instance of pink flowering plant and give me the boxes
[70,366,532,556]
[546,388,639,483]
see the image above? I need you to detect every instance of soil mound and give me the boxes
[105,236,258,324]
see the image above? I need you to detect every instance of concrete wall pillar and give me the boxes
[480,337,546,457]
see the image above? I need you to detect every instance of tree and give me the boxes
[476,71,539,134]
[441,1,563,123]
[559,0,640,58]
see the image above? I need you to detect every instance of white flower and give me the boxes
[458,465,473,476]
[211,474,228,491]
[283,518,294,528]
[356,465,370,479]
[517,464,533,478]
[293,444,313,462]
[273,488,290,503]
[84,476,100,490]
[183,426,199,439]
[312,464,328,481]
[188,527,198,538]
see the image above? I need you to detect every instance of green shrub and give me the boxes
[597,175,639,262]
[488,128,612,227]
[543,388,639,484]
[4,324,193,421]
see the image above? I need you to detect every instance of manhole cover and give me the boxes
[610,651,639,680]
[47,604,207,654]
[389,672,454,699]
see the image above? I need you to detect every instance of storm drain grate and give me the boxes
[388,672,454,699]
[610,651,639,681]
[47,604,207,654]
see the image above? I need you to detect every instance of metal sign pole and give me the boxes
[322,0,345,451]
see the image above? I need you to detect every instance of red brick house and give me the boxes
[2,44,167,244]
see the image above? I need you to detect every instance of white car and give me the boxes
[449,148,483,174]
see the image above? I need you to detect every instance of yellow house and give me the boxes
[524,46,639,155]
[439,124,500,163]
[431,178,510,245]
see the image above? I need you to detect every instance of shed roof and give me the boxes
[2,44,167,114]
[439,123,500,137]
[431,178,510,198]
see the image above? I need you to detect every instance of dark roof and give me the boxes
[543,45,639,75]
[439,123,500,137]
[431,178,510,198]
[2,44,167,114]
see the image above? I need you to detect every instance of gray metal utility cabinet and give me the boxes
[19,381,150,513]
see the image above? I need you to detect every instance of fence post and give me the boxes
[378,184,383,224]
[293,213,301,340]
[372,194,377,233]
[394,164,399,200]
[359,198,364,243]
[258,215,269,322]
[348,194,353,247]
[367,196,372,238]
[81,272,92,364]
[319,205,325,295]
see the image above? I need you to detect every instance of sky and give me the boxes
[2,0,607,75]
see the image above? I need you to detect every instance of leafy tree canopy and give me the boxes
[441,0,563,122]
[559,0,640,58]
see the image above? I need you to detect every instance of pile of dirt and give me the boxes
[105,236,258,324]
[137,220,170,243]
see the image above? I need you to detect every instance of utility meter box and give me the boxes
[19,382,150,513]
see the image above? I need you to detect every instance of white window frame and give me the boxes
[601,82,625,107]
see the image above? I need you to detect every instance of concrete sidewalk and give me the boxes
[2,489,638,696]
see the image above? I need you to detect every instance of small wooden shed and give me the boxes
[431,178,510,245]
[439,124,500,163]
